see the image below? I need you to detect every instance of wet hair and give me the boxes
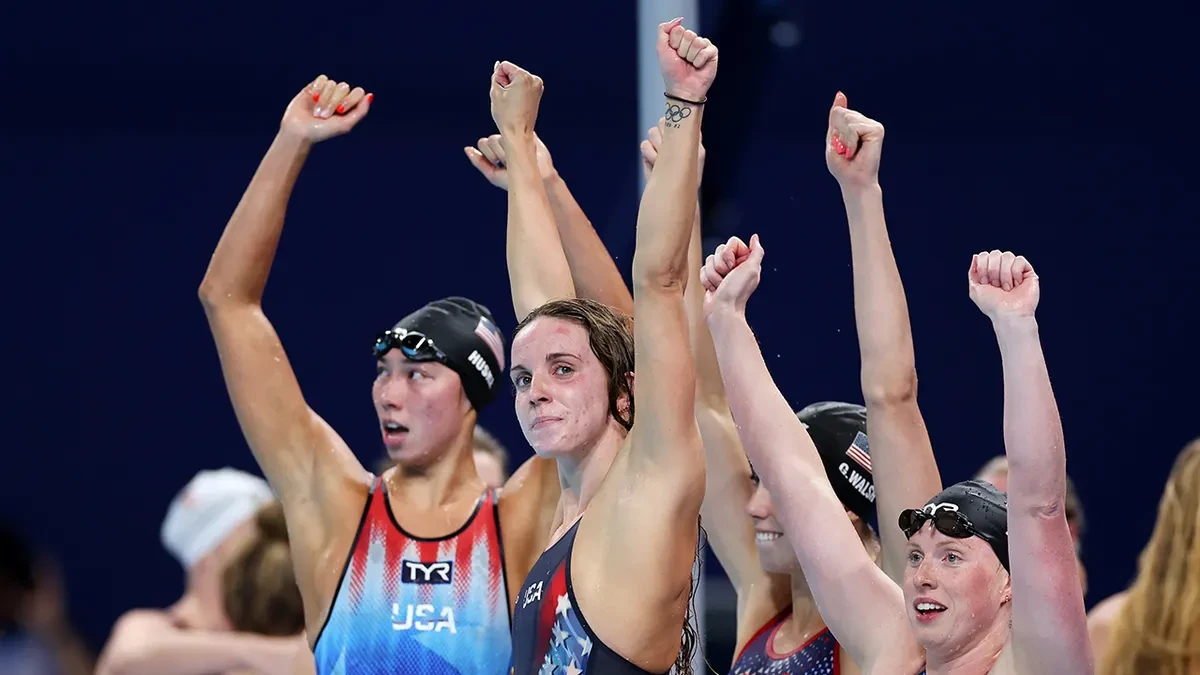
[1100,438,1200,675]
[221,501,304,636]
[513,298,635,430]
[472,425,510,478]
[675,519,705,675]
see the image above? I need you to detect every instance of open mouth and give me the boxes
[755,531,783,542]
[914,600,948,621]
[382,422,409,442]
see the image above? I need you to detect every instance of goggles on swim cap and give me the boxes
[899,506,991,542]
[898,480,1010,572]
[373,328,448,365]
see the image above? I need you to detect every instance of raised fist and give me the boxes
[701,235,764,316]
[280,75,372,143]
[464,133,556,190]
[639,117,706,183]
[968,250,1040,320]
[490,61,544,135]
[825,92,884,190]
[657,18,719,103]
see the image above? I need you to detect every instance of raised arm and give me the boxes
[644,118,790,642]
[624,20,714,486]
[486,64,575,320]
[96,611,300,675]
[197,76,373,630]
[700,237,923,673]
[968,251,1091,675]
[567,21,718,672]
[466,134,632,315]
[825,93,942,582]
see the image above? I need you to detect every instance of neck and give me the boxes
[555,420,627,525]
[785,568,825,635]
[388,421,484,510]
[925,615,1009,675]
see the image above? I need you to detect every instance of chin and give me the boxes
[755,543,799,574]
[388,441,443,467]
[523,425,581,459]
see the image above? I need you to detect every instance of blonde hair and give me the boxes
[1101,438,1200,675]
[221,501,304,636]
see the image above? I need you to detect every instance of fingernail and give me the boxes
[493,60,499,70]
[312,93,321,102]
[312,106,322,117]
[366,93,374,104]
[336,104,345,114]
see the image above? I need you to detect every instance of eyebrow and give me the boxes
[511,352,581,374]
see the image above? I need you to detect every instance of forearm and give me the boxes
[198,130,311,307]
[546,173,633,315]
[633,100,703,287]
[684,205,725,407]
[843,185,917,400]
[995,317,1067,509]
[705,309,823,484]
[503,133,575,319]
[843,184,941,579]
[98,628,287,675]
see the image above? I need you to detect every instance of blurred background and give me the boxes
[2,0,1194,672]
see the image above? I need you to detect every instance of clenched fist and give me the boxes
[464,133,557,190]
[657,18,719,103]
[825,92,884,190]
[280,75,372,143]
[969,250,1040,320]
[701,235,764,317]
[639,117,706,183]
[490,61,543,135]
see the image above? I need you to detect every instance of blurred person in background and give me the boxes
[1088,438,1200,675]
[96,468,304,675]
[222,501,311,675]
[976,455,1088,595]
[374,425,511,490]
[0,522,93,675]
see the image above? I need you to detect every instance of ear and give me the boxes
[625,371,636,398]
[1000,573,1013,606]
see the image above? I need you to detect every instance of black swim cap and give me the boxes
[911,480,1009,571]
[797,401,875,523]
[382,297,506,411]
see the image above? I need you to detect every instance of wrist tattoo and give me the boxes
[664,100,692,128]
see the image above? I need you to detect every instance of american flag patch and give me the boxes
[846,431,871,472]
[475,317,505,370]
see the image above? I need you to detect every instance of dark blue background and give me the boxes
[3,0,1193,657]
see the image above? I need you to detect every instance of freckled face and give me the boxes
[510,317,615,459]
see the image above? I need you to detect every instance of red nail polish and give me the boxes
[312,93,320,102]
[336,104,345,114]
[366,93,374,104]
